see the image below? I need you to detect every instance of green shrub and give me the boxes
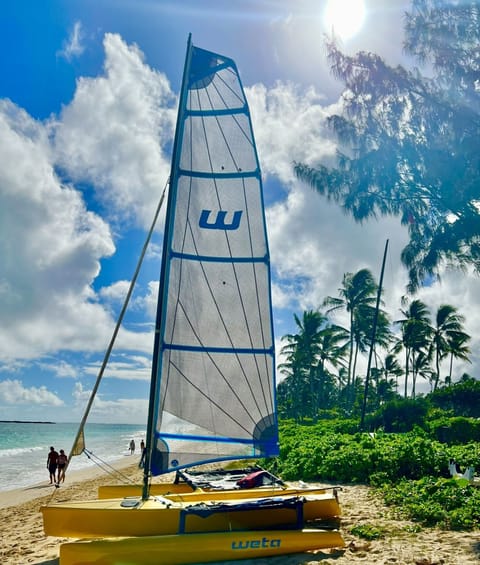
[428,416,480,444]
[380,477,480,530]
[350,524,384,540]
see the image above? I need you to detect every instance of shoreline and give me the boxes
[1,464,479,565]
[0,453,141,509]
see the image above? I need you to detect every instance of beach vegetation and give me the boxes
[350,524,385,540]
[262,418,480,530]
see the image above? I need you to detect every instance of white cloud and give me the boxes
[53,33,176,229]
[0,379,63,406]
[0,100,117,360]
[38,360,78,379]
[72,381,148,423]
[59,21,85,61]
[247,82,339,184]
[99,280,131,303]
[0,35,175,365]
[133,281,159,318]
[83,354,151,381]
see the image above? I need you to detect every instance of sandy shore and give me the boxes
[0,460,478,565]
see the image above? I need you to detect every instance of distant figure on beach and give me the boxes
[57,449,68,483]
[139,440,146,468]
[47,446,59,484]
[129,439,135,455]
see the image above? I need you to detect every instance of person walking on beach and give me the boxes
[47,446,59,484]
[129,439,135,455]
[139,439,146,468]
[57,449,68,483]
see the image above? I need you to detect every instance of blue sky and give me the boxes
[1,0,478,424]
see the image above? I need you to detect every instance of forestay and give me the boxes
[148,38,278,475]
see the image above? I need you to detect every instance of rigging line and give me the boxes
[63,181,168,479]
[82,449,136,484]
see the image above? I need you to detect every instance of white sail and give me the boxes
[148,39,278,475]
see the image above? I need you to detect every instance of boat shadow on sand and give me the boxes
[36,548,347,565]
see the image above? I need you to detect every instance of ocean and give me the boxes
[0,421,146,492]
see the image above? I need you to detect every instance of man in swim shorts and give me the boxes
[47,446,59,484]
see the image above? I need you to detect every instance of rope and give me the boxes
[82,449,136,485]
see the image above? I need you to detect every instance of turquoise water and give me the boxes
[0,421,146,491]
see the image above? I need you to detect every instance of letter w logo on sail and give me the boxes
[199,210,242,230]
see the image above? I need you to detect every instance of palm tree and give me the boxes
[323,269,378,390]
[446,331,471,384]
[381,351,404,394]
[376,376,398,406]
[315,323,349,410]
[316,323,349,375]
[279,310,326,420]
[412,350,433,397]
[430,304,470,390]
[396,299,432,397]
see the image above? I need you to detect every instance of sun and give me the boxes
[324,0,366,40]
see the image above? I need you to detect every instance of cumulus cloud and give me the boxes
[0,100,117,360]
[73,381,148,422]
[246,82,339,183]
[54,33,176,229]
[83,354,151,381]
[0,379,63,405]
[0,34,175,364]
[99,280,131,303]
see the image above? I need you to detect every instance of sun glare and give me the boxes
[324,0,366,40]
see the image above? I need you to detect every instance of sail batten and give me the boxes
[148,38,278,478]
[178,170,259,179]
[170,252,267,263]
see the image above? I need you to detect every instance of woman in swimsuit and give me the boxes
[57,449,68,483]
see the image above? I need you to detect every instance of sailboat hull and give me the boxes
[59,528,345,565]
[41,494,340,539]
[97,483,328,500]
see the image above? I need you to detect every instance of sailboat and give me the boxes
[41,36,343,562]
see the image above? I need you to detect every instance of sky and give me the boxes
[1,0,478,425]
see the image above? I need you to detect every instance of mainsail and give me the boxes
[147,36,279,477]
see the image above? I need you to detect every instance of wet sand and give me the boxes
[0,460,478,565]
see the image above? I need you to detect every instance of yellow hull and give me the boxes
[59,528,345,564]
[98,482,327,500]
[98,482,194,498]
[41,494,341,539]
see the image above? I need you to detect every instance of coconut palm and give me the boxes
[381,351,404,394]
[279,310,327,420]
[446,331,471,385]
[396,298,433,397]
[430,304,470,390]
[323,269,378,389]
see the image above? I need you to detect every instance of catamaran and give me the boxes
[41,35,343,562]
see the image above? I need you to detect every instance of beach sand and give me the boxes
[1,460,478,565]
